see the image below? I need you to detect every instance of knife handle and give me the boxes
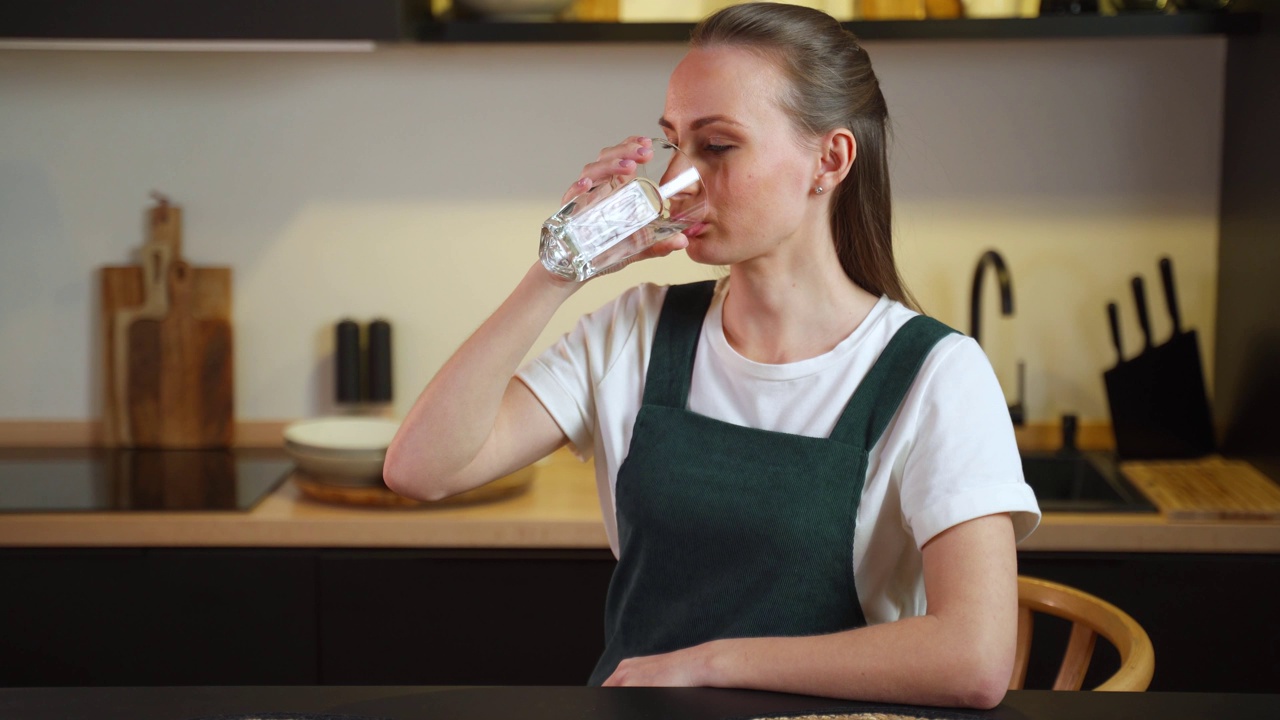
[1159,256,1182,335]
[1132,275,1152,350]
[1108,302,1123,362]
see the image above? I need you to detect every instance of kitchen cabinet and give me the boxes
[1,547,1275,691]
[0,0,418,42]
[0,549,318,686]
[317,549,615,685]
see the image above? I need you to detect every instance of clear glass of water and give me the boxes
[540,138,707,282]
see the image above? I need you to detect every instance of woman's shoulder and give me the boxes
[872,299,988,382]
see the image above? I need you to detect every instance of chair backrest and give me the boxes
[1011,576,1155,692]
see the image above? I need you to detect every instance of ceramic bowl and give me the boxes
[283,417,400,486]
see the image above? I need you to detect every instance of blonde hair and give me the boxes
[692,2,917,309]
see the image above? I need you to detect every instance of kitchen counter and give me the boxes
[1,447,1278,552]
[1,685,1278,720]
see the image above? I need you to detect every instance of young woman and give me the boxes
[385,2,1039,709]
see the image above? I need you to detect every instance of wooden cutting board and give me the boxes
[293,465,535,508]
[101,197,234,448]
[1121,456,1280,522]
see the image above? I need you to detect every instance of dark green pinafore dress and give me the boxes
[588,281,954,685]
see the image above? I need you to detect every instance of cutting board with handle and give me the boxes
[101,196,233,448]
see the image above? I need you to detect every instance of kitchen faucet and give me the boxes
[970,250,1025,426]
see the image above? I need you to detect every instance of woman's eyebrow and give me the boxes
[658,115,744,130]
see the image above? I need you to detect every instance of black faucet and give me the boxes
[969,250,1025,426]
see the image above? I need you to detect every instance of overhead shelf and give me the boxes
[0,1,1259,46]
[420,13,1261,44]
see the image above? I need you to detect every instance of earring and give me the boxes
[815,186,824,195]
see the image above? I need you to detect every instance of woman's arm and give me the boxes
[602,512,1019,710]
[383,263,579,501]
[385,136,683,501]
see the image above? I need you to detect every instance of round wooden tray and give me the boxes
[293,464,535,508]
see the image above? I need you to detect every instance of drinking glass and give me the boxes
[540,138,707,282]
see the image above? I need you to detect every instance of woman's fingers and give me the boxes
[560,137,653,205]
[594,233,689,278]
[640,233,689,260]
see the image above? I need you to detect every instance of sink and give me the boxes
[1020,450,1157,513]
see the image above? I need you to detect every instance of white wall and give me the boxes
[0,37,1225,424]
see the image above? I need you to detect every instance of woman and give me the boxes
[385,2,1039,709]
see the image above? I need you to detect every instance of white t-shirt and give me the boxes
[517,279,1041,625]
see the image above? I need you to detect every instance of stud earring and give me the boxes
[815,186,825,195]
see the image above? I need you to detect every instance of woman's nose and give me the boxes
[659,156,702,198]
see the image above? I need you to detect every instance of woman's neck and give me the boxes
[721,232,880,365]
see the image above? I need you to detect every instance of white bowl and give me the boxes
[454,0,575,20]
[283,417,400,485]
[287,446,386,486]
[284,417,400,453]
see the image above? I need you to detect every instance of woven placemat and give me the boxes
[1121,456,1280,521]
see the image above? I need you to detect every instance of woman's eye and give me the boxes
[704,144,733,154]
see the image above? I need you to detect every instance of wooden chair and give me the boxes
[1011,576,1155,692]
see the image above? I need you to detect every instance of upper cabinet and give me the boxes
[0,0,421,43]
[0,0,1261,46]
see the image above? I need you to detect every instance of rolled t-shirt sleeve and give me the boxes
[899,336,1041,549]
[516,285,656,461]
[517,318,597,459]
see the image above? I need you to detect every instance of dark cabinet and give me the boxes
[0,549,318,686]
[317,549,615,685]
[0,0,417,42]
[1017,552,1280,694]
[2,547,1275,692]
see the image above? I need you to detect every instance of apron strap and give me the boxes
[830,315,957,449]
[642,280,718,408]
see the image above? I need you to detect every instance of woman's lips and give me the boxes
[683,222,708,238]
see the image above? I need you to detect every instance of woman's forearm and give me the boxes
[704,611,1012,709]
[384,262,578,500]
[703,515,1018,709]
[604,515,1019,709]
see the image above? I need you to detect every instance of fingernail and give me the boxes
[619,159,635,169]
[577,177,590,186]
[636,146,651,156]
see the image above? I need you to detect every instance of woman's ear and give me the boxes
[815,128,856,193]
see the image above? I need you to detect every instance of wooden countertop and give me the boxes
[1,447,1278,553]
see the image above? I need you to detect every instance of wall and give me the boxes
[0,37,1225,425]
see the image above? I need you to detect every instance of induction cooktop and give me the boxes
[0,448,292,513]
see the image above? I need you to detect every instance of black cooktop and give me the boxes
[0,448,292,513]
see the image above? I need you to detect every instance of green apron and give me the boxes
[588,280,955,685]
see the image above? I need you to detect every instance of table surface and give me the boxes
[1,686,1278,720]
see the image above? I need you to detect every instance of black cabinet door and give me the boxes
[318,549,616,685]
[139,549,318,685]
[1018,552,1280,693]
[0,1,412,41]
[0,549,318,686]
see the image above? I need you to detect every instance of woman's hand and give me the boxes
[601,642,720,687]
[557,136,690,275]
[561,135,650,204]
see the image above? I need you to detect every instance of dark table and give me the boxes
[1,686,1278,720]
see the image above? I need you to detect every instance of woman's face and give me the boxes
[661,45,822,267]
